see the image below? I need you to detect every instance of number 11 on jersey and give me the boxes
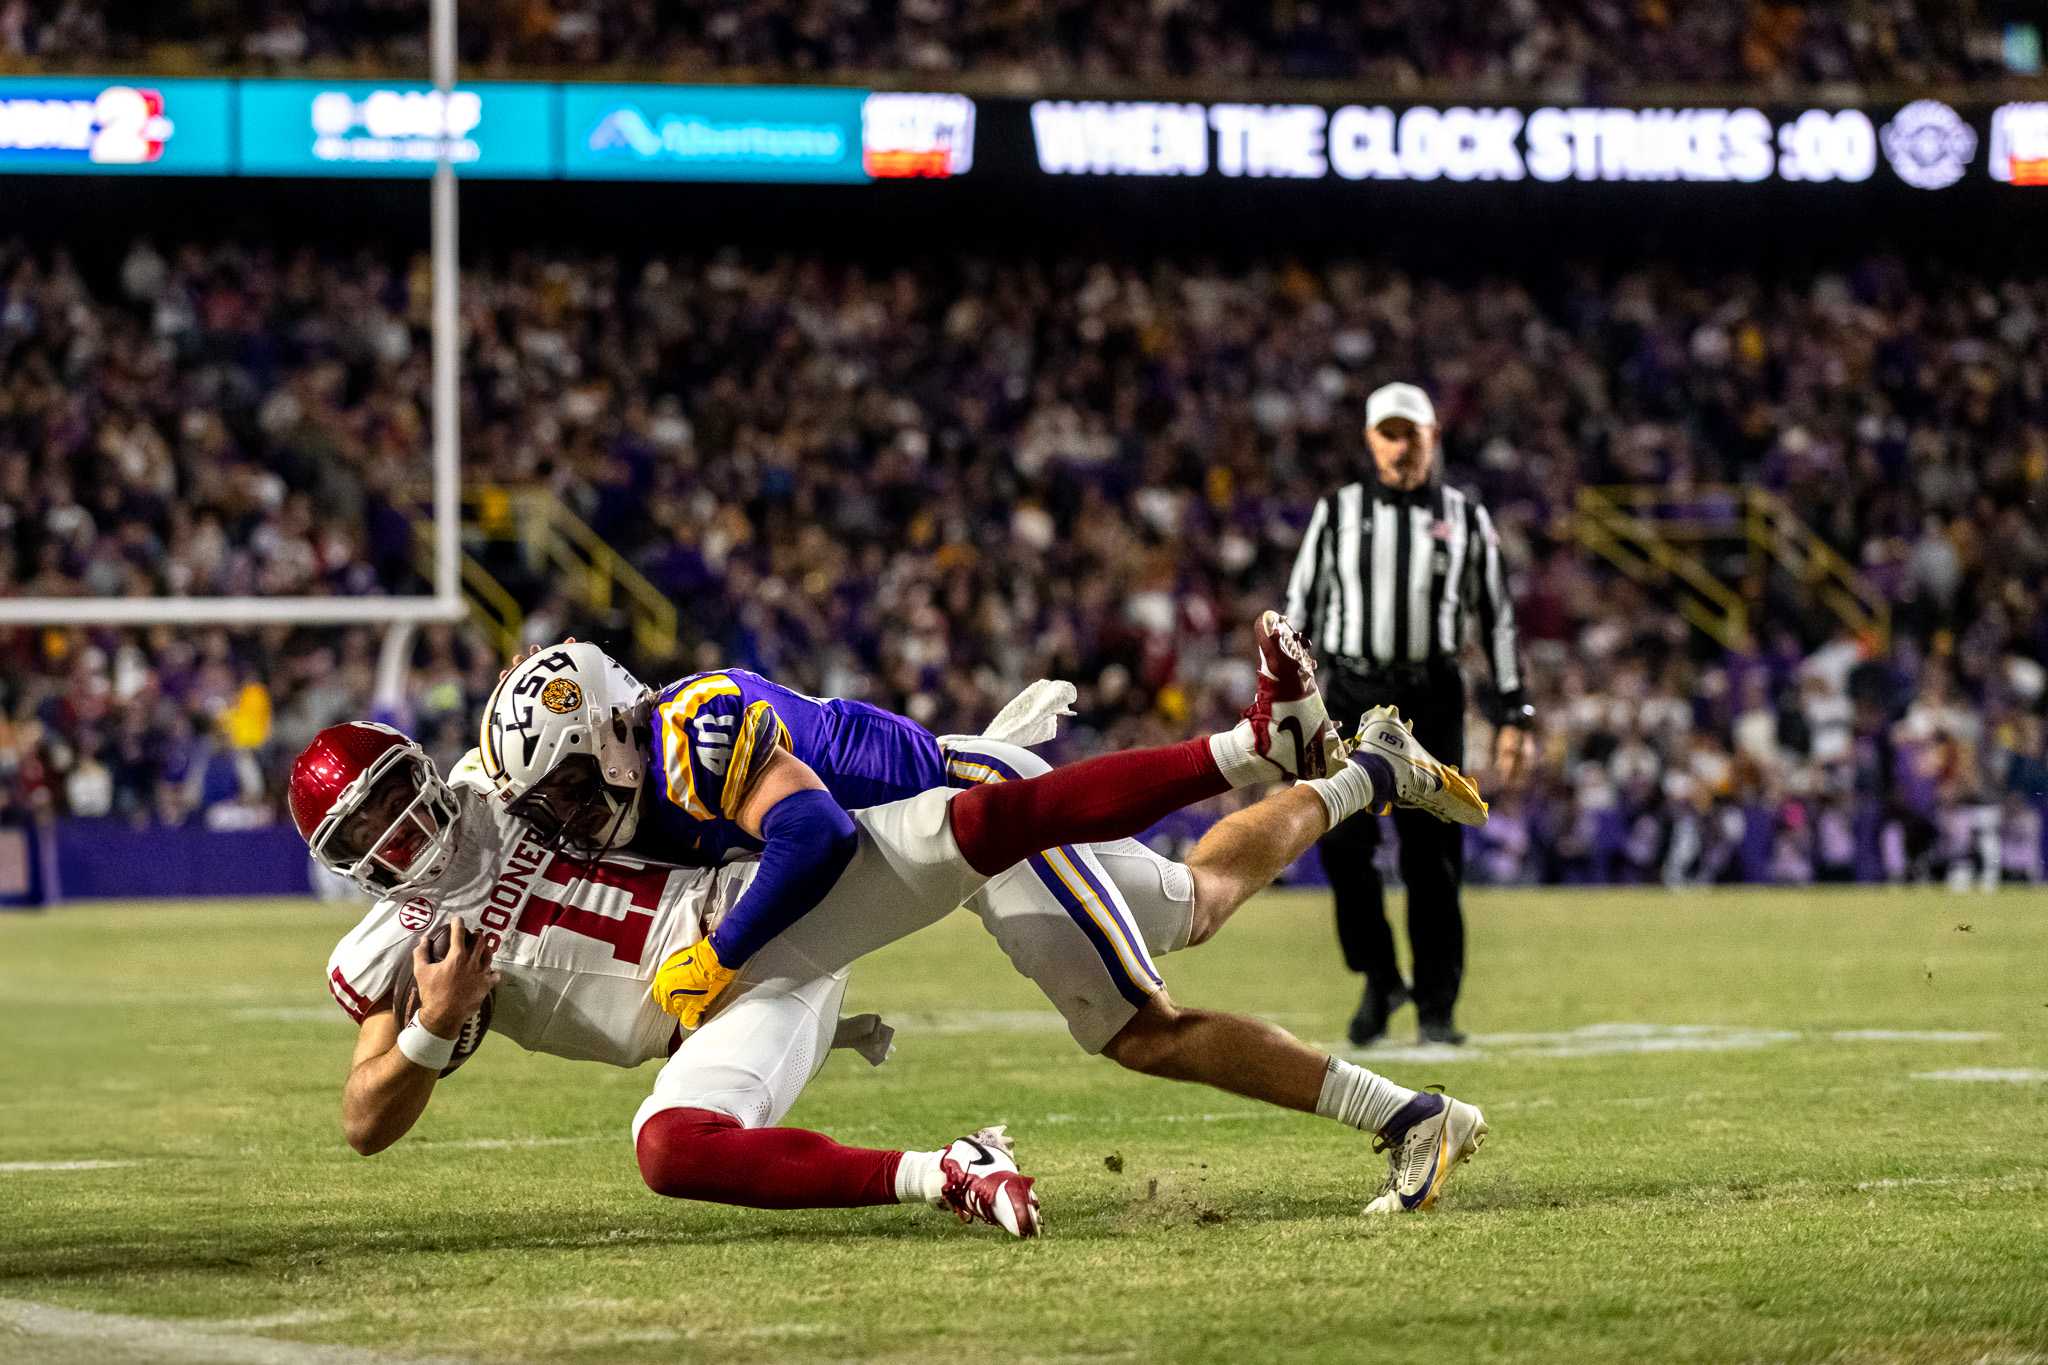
[515,855,667,964]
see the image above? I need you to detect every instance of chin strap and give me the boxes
[599,786,640,847]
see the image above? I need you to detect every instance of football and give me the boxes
[388,921,493,1077]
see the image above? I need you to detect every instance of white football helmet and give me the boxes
[478,642,653,851]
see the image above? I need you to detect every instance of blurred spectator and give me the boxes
[1,0,2038,93]
[1,237,2044,887]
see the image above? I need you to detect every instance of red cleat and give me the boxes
[936,1125,1041,1238]
[1240,611,1341,780]
[1255,608,1318,701]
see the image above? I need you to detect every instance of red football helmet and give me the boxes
[289,722,461,897]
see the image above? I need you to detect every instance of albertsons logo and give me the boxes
[1880,100,1976,189]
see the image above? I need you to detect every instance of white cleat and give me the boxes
[936,1125,1041,1238]
[1350,706,1489,827]
[1364,1091,1488,1215]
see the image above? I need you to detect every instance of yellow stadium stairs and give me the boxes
[445,487,678,664]
[1574,485,1888,651]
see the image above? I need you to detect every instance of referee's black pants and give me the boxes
[1317,661,1467,1026]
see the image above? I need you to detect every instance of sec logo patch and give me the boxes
[541,679,583,714]
[398,897,434,933]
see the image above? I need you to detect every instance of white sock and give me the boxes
[894,1148,945,1205]
[1315,1058,1417,1135]
[1209,724,1272,789]
[1303,762,1377,827]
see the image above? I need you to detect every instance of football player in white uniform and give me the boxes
[298,720,1044,1233]
[299,653,1490,1235]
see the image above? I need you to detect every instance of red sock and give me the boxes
[948,736,1228,876]
[636,1108,901,1209]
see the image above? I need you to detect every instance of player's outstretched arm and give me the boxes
[651,748,856,1028]
[341,1010,433,1156]
[719,747,858,958]
[341,925,500,1155]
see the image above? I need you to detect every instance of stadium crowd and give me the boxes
[1,0,2037,92]
[3,237,2045,886]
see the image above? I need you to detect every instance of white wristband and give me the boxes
[397,1015,457,1072]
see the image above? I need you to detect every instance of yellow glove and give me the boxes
[651,935,737,1030]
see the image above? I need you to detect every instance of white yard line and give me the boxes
[1830,1030,2000,1043]
[1912,1068,2048,1084]
[1855,1171,2048,1192]
[0,1299,463,1365]
[1337,1042,1494,1062]
[895,1009,1324,1034]
[230,1008,352,1025]
[853,1078,1965,1140]
[1338,1023,1795,1063]
[1340,1022,2004,1065]
[0,1161,140,1174]
[1036,1109,1295,1127]
[207,1313,353,1332]
[548,1322,830,1351]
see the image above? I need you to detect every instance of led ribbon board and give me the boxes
[0,77,231,174]
[0,81,2031,193]
[238,81,555,177]
[562,85,868,182]
[1023,98,2028,191]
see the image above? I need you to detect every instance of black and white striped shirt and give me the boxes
[1283,477,1530,717]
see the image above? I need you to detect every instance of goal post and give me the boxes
[0,0,465,633]
[430,0,460,620]
[0,598,467,627]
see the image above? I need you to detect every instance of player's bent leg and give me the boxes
[636,1108,900,1209]
[632,962,1039,1232]
[635,957,850,1136]
[936,753,1490,1214]
[635,1111,1038,1234]
[946,749,1371,1048]
[633,966,904,1210]
[949,739,1181,1052]
[1174,715,1490,946]
[947,735,1234,878]
[1099,991,1488,1214]
[1086,837,1196,959]
[753,788,989,976]
[1100,991,1327,1110]
[1182,785,1333,946]
[944,609,1344,880]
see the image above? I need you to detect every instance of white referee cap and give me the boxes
[1365,382,1437,430]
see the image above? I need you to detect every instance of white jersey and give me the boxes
[325,750,750,1068]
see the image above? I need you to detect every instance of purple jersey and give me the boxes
[636,668,946,866]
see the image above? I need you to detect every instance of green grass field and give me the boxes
[3,888,2045,1364]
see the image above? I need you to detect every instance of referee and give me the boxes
[1284,381,1532,1046]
